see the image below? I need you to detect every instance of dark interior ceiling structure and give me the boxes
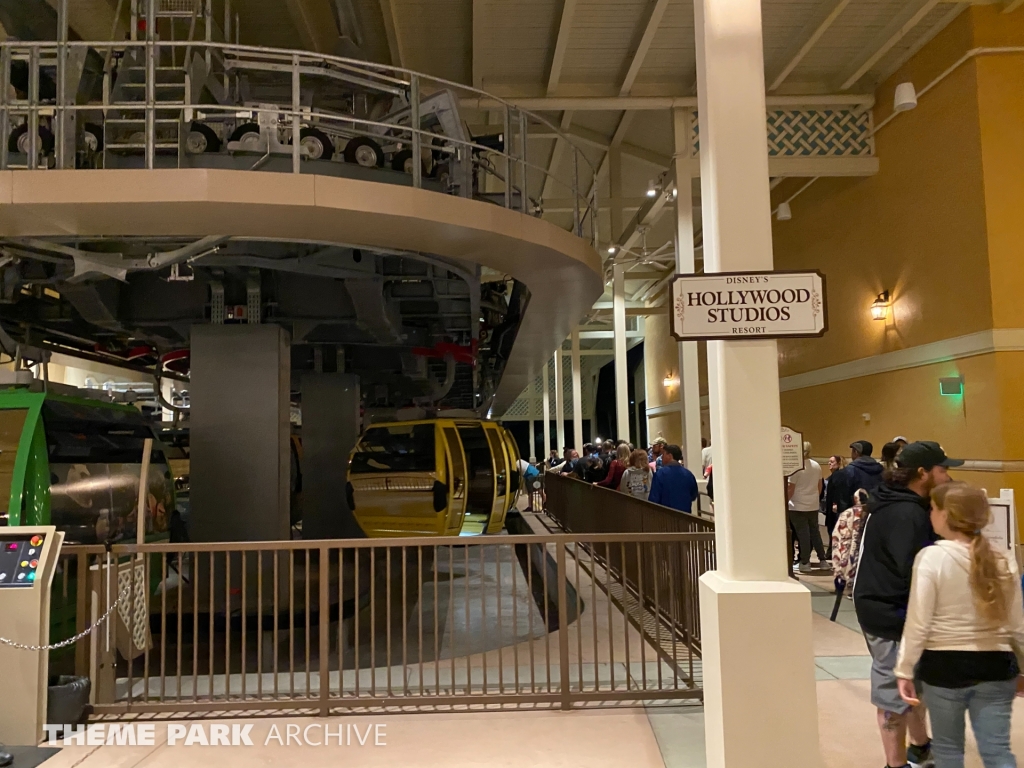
[0,234,531,412]
[0,0,997,413]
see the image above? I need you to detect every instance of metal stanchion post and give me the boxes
[410,74,422,189]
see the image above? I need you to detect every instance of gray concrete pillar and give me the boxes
[190,325,291,542]
[301,373,363,540]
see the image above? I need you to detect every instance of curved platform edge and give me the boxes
[0,169,604,413]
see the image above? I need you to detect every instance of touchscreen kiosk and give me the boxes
[0,526,63,746]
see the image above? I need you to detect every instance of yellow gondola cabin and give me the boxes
[346,419,522,537]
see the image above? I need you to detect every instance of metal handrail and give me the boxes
[0,38,598,243]
[53,528,709,713]
[61,530,714,555]
[0,38,596,160]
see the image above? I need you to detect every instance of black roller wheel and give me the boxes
[343,136,384,167]
[430,161,451,191]
[185,121,222,154]
[297,127,334,161]
[83,122,103,152]
[228,122,262,151]
[391,148,428,175]
[8,123,55,155]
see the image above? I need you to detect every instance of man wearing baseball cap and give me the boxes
[854,441,963,768]
[833,439,885,515]
[649,436,667,470]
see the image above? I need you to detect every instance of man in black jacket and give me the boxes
[854,441,962,768]
[834,440,885,513]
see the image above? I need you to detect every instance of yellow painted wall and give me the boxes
[644,313,684,445]
[780,353,1004,462]
[781,352,1024,515]
[773,7,1024,529]
[644,313,679,410]
[647,412,683,447]
[977,52,1024,330]
[772,23,992,377]
[643,313,712,444]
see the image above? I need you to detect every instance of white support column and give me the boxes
[673,108,704,473]
[570,327,584,451]
[610,147,630,443]
[609,148,624,246]
[542,358,552,460]
[612,264,630,441]
[694,1,822,767]
[528,418,536,463]
[553,350,566,454]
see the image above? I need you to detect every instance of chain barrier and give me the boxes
[0,585,131,652]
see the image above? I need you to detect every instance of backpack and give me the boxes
[831,489,868,584]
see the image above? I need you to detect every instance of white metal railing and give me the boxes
[0,37,599,246]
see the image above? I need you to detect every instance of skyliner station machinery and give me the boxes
[0,1,603,744]
[0,0,604,545]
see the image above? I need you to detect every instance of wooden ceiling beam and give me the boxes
[472,0,484,88]
[44,0,126,42]
[462,93,875,111]
[840,0,942,90]
[541,111,575,202]
[619,0,670,96]
[585,111,638,199]
[379,0,404,68]
[547,0,578,95]
[284,0,340,54]
[768,0,852,92]
[875,2,969,85]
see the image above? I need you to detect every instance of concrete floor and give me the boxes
[35,514,1024,768]
[35,575,1024,767]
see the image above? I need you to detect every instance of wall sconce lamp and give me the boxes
[871,290,890,321]
[663,374,678,387]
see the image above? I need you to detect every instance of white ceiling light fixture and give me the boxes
[776,201,792,221]
[646,180,657,198]
[607,245,617,255]
[893,82,918,112]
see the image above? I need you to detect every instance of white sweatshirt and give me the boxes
[895,540,1024,680]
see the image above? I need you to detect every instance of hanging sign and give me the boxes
[781,425,803,478]
[669,271,827,341]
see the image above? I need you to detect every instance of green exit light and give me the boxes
[939,376,964,396]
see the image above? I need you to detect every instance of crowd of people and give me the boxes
[534,429,1024,765]
[790,436,1024,768]
[544,436,702,514]
[532,430,1024,766]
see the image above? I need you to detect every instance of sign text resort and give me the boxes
[669,271,827,341]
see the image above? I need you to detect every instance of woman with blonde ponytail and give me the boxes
[896,482,1024,768]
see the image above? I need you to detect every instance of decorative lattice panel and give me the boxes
[502,398,530,418]
[766,110,874,156]
[117,560,149,652]
[502,356,597,421]
[689,108,874,157]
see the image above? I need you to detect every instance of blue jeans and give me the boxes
[921,679,1018,768]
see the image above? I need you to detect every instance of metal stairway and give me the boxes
[103,0,227,163]
[104,56,187,156]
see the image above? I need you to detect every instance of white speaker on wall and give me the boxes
[894,82,918,112]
